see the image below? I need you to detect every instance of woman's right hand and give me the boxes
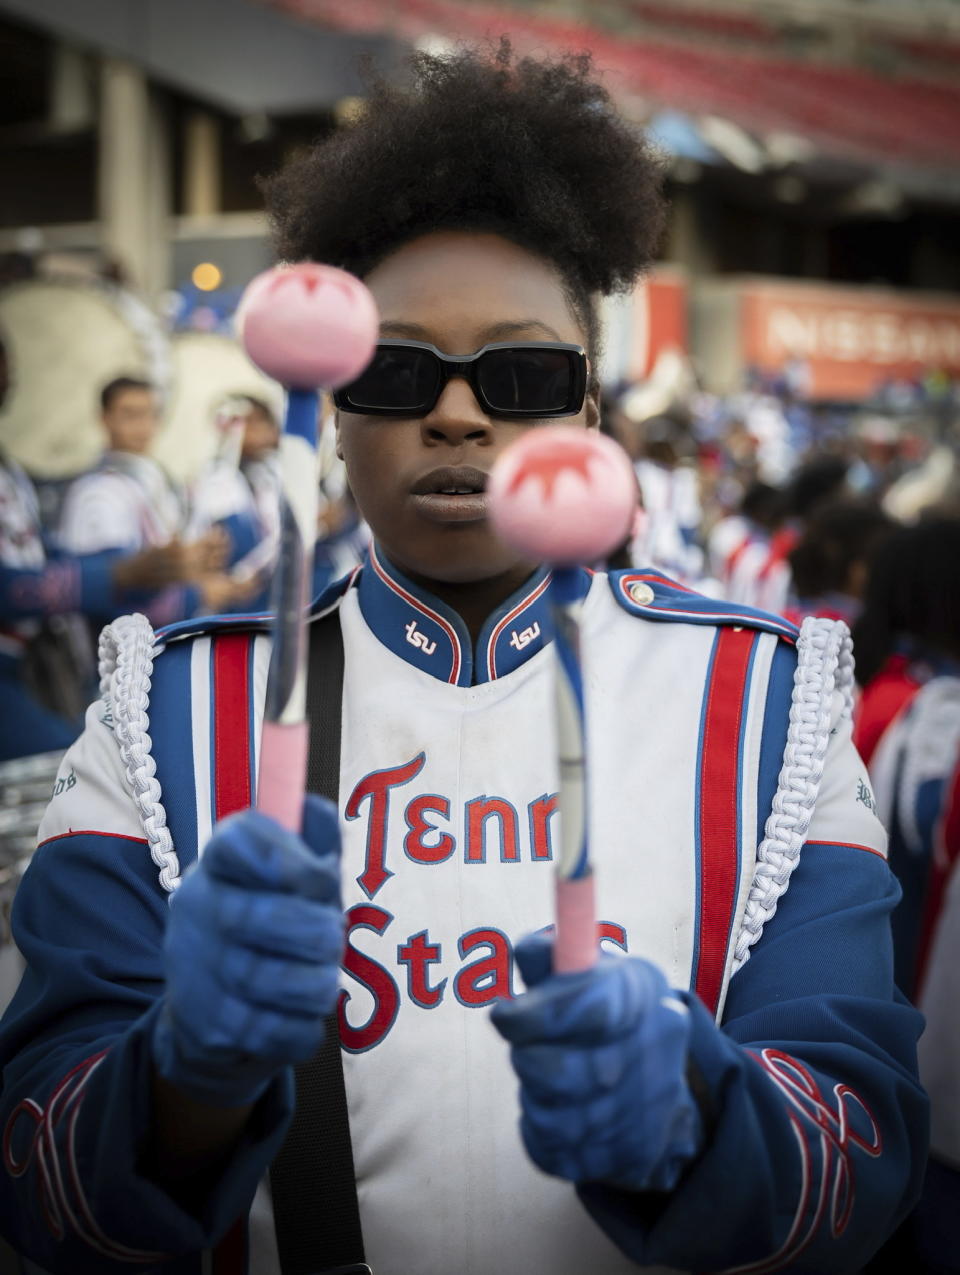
[151,796,343,1108]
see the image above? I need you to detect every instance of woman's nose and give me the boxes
[419,376,494,446]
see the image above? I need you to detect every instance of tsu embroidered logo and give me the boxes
[51,770,77,798]
[856,778,878,816]
[404,620,437,656]
[509,622,541,652]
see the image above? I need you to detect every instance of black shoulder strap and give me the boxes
[269,611,369,1275]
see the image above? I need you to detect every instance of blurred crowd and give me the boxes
[607,367,960,1272]
[606,364,960,607]
[0,340,368,766]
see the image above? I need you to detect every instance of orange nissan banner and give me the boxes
[601,265,687,384]
[740,279,960,399]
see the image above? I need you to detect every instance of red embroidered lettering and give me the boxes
[529,793,558,861]
[598,921,628,952]
[757,1049,882,1240]
[404,795,455,864]
[454,928,514,1005]
[397,929,446,1008]
[346,754,425,899]
[340,904,400,1052]
[465,797,520,863]
[2,1052,166,1262]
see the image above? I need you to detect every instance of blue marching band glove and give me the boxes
[151,796,344,1107]
[491,934,703,1193]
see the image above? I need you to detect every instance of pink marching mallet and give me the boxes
[239,263,379,831]
[488,427,637,971]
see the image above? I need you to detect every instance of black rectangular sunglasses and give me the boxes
[332,339,588,420]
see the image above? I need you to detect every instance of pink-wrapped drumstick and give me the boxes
[488,427,636,565]
[488,427,637,971]
[240,262,379,390]
[239,263,379,831]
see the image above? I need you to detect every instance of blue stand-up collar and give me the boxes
[359,543,587,687]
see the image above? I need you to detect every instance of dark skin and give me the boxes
[336,230,600,640]
[147,228,600,1193]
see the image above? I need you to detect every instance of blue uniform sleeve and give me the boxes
[217,509,274,612]
[0,554,119,622]
[0,831,293,1272]
[102,582,205,627]
[0,552,201,627]
[217,510,261,571]
[578,842,928,1273]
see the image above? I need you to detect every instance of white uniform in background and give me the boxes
[706,514,749,587]
[58,452,185,554]
[191,454,282,586]
[630,461,703,584]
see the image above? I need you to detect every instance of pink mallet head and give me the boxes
[238,263,379,390]
[488,427,637,565]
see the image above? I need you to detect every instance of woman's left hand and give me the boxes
[491,935,703,1192]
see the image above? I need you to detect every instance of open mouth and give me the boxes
[411,466,489,496]
[410,466,489,523]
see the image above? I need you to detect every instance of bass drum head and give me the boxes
[0,277,168,479]
[155,330,283,484]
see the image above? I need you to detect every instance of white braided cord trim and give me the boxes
[98,613,180,893]
[732,616,854,972]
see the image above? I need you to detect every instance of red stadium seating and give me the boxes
[267,0,960,167]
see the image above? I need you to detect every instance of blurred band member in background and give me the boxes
[58,376,252,622]
[0,341,230,760]
[190,394,282,613]
[854,517,960,1275]
[784,500,895,626]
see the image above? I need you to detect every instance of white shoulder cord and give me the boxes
[732,616,854,972]
[98,613,181,894]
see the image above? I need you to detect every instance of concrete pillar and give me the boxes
[98,57,152,290]
[97,57,172,298]
[50,44,93,131]
[145,96,173,296]
[667,188,717,278]
[183,111,222,218]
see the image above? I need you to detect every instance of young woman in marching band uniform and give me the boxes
[0,45,925,1275]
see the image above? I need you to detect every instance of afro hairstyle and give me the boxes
[262,41,668,367]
